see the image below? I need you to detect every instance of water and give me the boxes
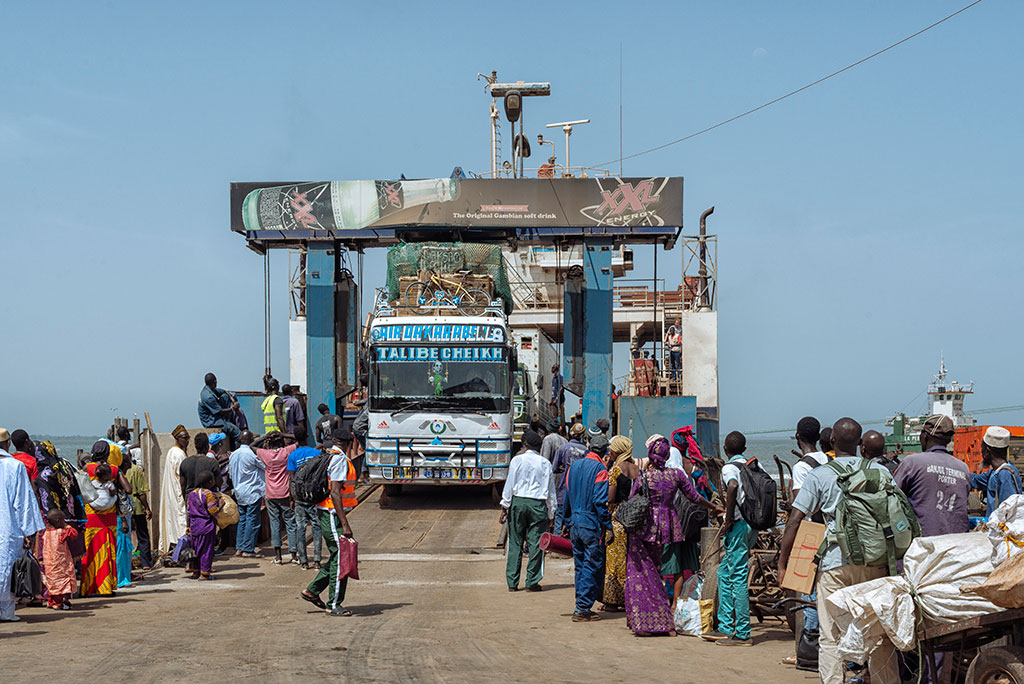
[745,436,801,468]
[35,435,103,460]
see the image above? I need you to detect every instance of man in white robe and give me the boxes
[1,434,45,622]
[158,425,189,555]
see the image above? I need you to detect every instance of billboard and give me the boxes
[230,177,683,243]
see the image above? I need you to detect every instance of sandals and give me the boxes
[197,575,215,581]
[301,592,327,610]
[271,559,285,565]
[326,608,352,617]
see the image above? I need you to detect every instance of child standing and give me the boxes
[186,470,221,580]
[42,509,79,609]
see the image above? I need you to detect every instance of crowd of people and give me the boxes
[0,372,368,622]
[4,376,1023,683]
[501,413,1022,684]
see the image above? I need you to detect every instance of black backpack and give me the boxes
[675,490,709,542]
[291,450,334,504]
[738,458,777,530]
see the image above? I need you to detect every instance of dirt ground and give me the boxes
[1,486,813,683]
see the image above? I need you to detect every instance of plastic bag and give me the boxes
[699,599,715,634]
[963,551,1024,608]
[338,537,359,580]
[986,494,1024,566]
[826,533,1001,664]
[11,549,42,598]
[673,574,703,636]
[171,535,195,565]
[74,468,99,506]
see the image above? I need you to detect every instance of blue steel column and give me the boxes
[582,240,613,427]
[306,245,337,419]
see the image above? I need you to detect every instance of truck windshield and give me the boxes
[370,344,511,413]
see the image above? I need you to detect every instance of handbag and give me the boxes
[11,549,43,598]
[338,537,359,580]
[613,473,650,533]
[171,535,195,564]
[117,491,135,517]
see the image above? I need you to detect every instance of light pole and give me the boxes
[545,119,589,177]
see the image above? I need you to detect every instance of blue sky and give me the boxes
[2,1,1021,437]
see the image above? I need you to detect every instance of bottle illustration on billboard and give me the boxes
[242,178,460,232]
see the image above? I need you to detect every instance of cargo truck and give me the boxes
[365,299,514,498]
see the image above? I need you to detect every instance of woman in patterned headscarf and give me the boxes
[624,436,721,636]
[35,441,86,558]
[599,436,638,612]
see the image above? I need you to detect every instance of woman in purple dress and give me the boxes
[625,436,721,635]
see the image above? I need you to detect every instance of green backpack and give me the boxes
[822,459,922,575]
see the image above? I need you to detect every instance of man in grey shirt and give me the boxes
[540,419,567,463]
[778,417,900,684]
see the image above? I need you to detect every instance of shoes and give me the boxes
[525,584,542,592]
[701,630,732,642]
[508,586,519,592]
[571,612,601,622]
[717,636,752,647]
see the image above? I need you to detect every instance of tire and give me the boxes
[457,288,491,316]
[490,483,502,506]
[383,484,403,497]
[405,281,432,314]
[967,645,1024,684]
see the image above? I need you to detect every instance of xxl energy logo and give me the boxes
[581,177,670,227]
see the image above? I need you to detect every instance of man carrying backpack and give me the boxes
[778,418,906,684]
[300,430,357,616]
[702,431,759,647]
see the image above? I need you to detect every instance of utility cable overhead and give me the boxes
[589,0,985,169]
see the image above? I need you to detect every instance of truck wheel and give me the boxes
[491,483,502,505]
[384,484,403,497]
[967,646,1024,684]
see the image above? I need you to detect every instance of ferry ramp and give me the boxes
[2,483,802,683]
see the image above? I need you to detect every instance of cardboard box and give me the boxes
[781,520,827,595]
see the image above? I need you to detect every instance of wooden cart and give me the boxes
[918,608,1024,683]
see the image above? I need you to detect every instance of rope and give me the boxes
[264,251,272,377]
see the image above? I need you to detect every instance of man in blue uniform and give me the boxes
[562,435,611,622]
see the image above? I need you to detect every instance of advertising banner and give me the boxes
[231,177,683,241]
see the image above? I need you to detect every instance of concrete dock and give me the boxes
[2,486,806,683]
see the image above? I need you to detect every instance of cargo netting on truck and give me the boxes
[386,242,513,314]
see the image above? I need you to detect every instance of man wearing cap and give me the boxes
[551,423,589,535]
[894,415,970,537]
[540,418,566,463]
[499,430,556,592]
[159,425,190,556]
[563,435,612,621]
[0,431,45,622]
[971,426,1023,517]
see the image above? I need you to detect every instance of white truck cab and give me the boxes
[365,304,514,495]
